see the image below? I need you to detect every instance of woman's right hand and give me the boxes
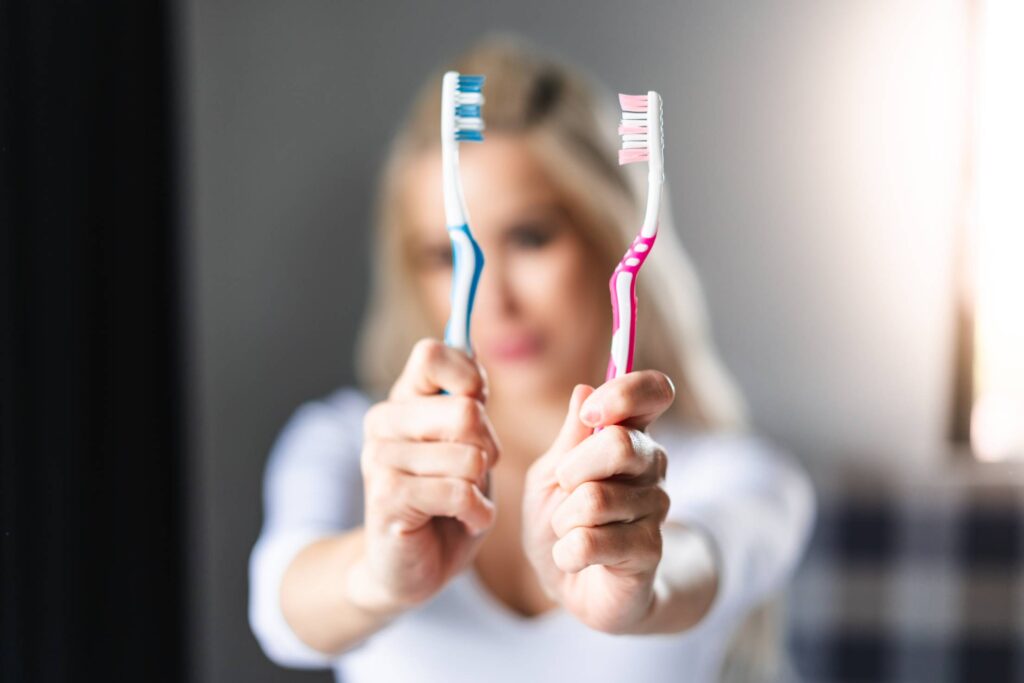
[346,339,500,617]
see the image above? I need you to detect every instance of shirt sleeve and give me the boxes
[248,388,371,669]
[652,426,816,635]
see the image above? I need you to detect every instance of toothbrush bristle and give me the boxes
[617,92,660,165]
[619,149,650,164]
[618,94,649,112]
[457,75,484,92]
[452,73,485,142]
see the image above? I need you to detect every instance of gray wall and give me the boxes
[181,1,966,680]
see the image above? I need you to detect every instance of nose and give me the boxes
[471,244,516,325]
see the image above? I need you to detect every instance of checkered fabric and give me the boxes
[784,463,1024,683]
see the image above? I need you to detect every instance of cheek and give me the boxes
[417,271,453,331]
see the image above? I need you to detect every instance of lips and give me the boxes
[481,333,545,362]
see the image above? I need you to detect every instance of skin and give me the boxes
[279,135,719,654]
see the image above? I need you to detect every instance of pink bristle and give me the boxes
[618,93,648,112]
[618,149,649,165]
[618,125,647,135]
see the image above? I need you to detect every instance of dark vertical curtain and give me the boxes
[1,2,186,681]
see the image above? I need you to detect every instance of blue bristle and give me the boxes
[457,75,485,92]
[455,104,481,118]
[455,130,484,142]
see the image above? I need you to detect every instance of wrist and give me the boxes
[341,541,406,622]
[621,573,667,635]
[625,523,720,635]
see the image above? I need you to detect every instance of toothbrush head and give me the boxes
[617,91,663,175]
[442,71,486,144]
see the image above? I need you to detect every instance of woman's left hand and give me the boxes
[522,370,675,634]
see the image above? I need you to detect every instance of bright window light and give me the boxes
[970,0,1024,461]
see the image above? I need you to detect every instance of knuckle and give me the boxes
[359,440,378,474]
[654,486,671,518]
[362,402,384,435]
[580,481,608,515]
[450,479,475,510]
[549,514,564,539]
[550,504,569,537]
[474,360,490,397]
[654,448,668,480]
[572,527,597,560]
[463,446,485,480]
[454,396,483,432]
[368,467,400,508]
[465,364,485,395]
[489,439,501,468]
[646,523,664,556]
[604,425,634,456]
[413,338,444,367]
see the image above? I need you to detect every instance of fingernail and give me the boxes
[580,401,601,426]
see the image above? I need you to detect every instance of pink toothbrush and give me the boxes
[607,91,664,382]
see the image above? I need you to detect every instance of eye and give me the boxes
[507,222,556,249]
[415,243,452,270]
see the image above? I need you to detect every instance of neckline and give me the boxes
[461,565,567,629]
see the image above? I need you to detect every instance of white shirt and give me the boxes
[249,387,815,683]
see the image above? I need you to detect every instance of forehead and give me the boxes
[400,134,560,233]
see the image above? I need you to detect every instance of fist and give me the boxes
[522,371,675,633]
[352,339,500,615]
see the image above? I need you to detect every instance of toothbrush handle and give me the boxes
[606,232,657,382]
[442,224,487,498]
[596,233,654,435]
[444,223,485,355]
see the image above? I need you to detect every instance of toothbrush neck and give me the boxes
[442,141,469,228]
[640,172,663,238]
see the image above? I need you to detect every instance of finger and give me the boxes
[367,441,489,488]
[364,396,501,468]
[579,370,675,430]
[555,426,666,492]
[383,471,496,537]
[551,519,663,574]
[550,481,670,538]
[549,384,595,455]
[390,338,487,400]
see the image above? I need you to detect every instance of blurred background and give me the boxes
[4,1,1023,681]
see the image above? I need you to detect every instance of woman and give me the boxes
[249,35,815,683]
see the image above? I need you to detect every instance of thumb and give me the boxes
[549,384,595,455]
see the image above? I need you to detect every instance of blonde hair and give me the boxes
[355,34,787,682]
[356,34,746,431]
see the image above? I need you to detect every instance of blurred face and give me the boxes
[401,134,609,403]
